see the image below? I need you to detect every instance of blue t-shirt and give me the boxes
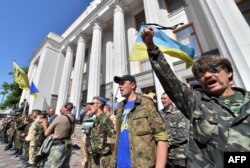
[116,100,135,168]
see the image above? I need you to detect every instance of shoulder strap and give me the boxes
[63,114,75,138]
[64,114,74,124]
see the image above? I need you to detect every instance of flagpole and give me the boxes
[23,100,28,113]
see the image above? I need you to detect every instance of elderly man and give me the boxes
[142,27,250,167]
[48,107,57,125]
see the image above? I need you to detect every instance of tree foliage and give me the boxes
[0,67,28,110]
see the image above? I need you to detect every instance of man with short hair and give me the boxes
[113,75,169,168]
[48,107,57,125]
[103,104,116,130]
[160,92,189,168]
[44,102,75,168]
[88,96,115,168]
[142,27,250,167]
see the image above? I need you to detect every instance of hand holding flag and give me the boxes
[129,25,195,67]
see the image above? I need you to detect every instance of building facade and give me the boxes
[20,0,250,118]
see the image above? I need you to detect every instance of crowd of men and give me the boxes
[1,26,250,168]
[0,105,70,168]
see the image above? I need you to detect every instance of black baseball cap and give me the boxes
[114,75,136,84]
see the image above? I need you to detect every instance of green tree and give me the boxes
[0,67,28,110]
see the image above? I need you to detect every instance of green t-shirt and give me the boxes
[219,91,244,117]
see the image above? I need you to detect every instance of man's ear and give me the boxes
[131,82,137,89]
[228,72,233,80]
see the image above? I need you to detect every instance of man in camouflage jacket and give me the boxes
[141,27,250,168]
[159,92,189,168]
[113,75,169,168]
[89,96,115,168]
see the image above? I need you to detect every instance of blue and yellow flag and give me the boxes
[30,81,39,96]
[129,25,195,67]
[13,62,30,89]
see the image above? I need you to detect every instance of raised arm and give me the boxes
[141,27,195,119]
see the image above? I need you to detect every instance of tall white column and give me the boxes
[112,1,128,101]
[70,34,88,119]
[87,19,103,102]
[56,45,74,114]
[143,0,170,110]
[199,0,250,90]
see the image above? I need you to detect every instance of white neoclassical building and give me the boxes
[20,0,250,118]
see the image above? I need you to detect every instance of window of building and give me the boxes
[135,11,146,31]
[165,0,186,14]
[174,24,202,56]
[236,0,250,26]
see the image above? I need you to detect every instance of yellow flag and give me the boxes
[13,62,30,89]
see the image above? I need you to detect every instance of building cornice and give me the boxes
[61,0,114,47]
[29,33,62,64]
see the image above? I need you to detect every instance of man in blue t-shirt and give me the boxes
[113,75,169,168]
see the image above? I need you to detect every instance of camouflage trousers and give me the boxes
[15,131,23,150]
[28,140,36,164]
[43,143,72,168]
[23,141,29,160]
[7,129,15,145]
[81,133,90,168]
[90,153,112,168]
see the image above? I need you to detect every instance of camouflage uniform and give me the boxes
[81,112,96,168]
[34,118,46,155]
[159,107,189,167]
[22,117,33,161]
[112,94,168,167]
[148,47,250,168]
[89,113,115,168]
[25,117,43,165]
[6,117,17,148]
[0,117,10,143]
[15,115,25,153]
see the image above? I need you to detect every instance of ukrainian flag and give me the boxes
[13,62,30,89]
[30,81,39,97]
[129,25,195,67]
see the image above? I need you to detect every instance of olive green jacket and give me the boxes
[112,94,168,168]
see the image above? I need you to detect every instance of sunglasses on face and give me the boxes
[90,102,99,106]
[198,65,224,78]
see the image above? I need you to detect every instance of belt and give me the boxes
[53,139,66,145]
[53,141,65,145]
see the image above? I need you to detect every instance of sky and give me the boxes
[0,0,92,101]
